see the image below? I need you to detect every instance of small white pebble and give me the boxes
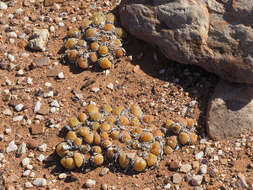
[58,22,64,27]
[50,100,60,108]
[33,178,47,187]
[27,164,33,170]
[38,144,47,152]
[45,82,52,87]
[71,17,77,22]
[58,72,64,79]
[22,157,30,167]
[91,87,100,93]
[15,104,24,112]
[15,8,23,14]
[7,32,17,38]
[24,16,29,21]
[30,172,35,178]
[200,164,207,174]
[105,70,110,76]
[7,54,15,62]
[218,150,223,155]
[34,101,41,113]
[3,108,12,116]
[37,154,45,162]
[44,91,54,98]
[213,155,219,161]
[27,77,33,84]
[195,151,204,160]
[17,69,24,76]
[107,83,114,90]
[50,107,56,113]
[0,2,8,10]
[58,173,67,179]
[5,128,11,134]
[0,153,4,161]
[49,26,55,33]
[85,179,96,188]
[19,33,27,39]
[6,140,18,153]
[13,115,23,121]
[25,181,33,188]
[23,170,31,177]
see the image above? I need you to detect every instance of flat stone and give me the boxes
[180,164,192,173]
[172,173,182,184]
[207,80,253,139]
[30,125,45,135]
[119,0,253,84]
[34,57,50,67]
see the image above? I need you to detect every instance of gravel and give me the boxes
[6,140,18,153]
[191,175,203,186]
[85,179,96,188]
[33,178,47,187]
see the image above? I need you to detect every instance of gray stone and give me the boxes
[207,80,253,139]
[119,0,253,84]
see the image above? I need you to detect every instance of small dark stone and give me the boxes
[34,89,43,97]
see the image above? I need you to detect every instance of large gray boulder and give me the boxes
[119,0,253,84]
[207,80,253,139]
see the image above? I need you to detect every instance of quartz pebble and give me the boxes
[38,144,47,152]
[25,182,33,188]
[15,104,24,112]
[191,175,203,186]
[200,164,207,174]
[34,101,41,112]
[22,157,30,167]
[58,173,67,179]
[99,167,109,176]
[6,141,18,153]
[50,100,60,108]
[37,154,45,162]
[0,2,7,10]
[13,115,23,121]
[23,170,31,177]
[33,178,47,187]
[58,72,64,79]
[195,151,204,160]
[107,83,114,90]
[85,179,96,188]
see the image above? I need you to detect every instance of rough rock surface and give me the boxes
[28,28,49,51]
[119,0,253,84]
[207,80,253,139]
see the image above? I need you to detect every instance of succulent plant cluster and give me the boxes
[55,103,198,173]
[62,11,126,70]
